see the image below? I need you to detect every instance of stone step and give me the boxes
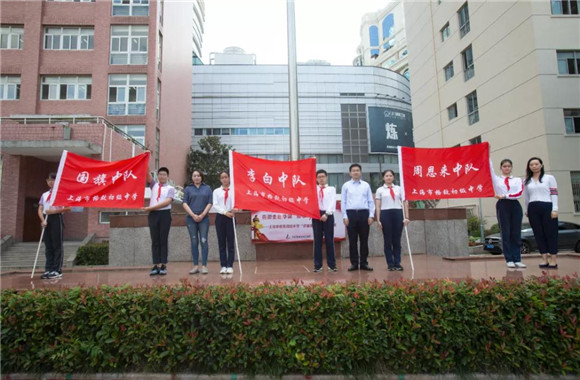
[1,241,83,270]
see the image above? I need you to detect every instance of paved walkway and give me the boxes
[1,253,578,290]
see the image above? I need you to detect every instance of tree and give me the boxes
[186,136,233,189]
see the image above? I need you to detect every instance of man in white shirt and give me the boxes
[312,169,337,272]
[341,164,375,271]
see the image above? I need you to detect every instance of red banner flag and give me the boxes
[50,150,150,208]
[230,151,320,219]
[398,142,494,201]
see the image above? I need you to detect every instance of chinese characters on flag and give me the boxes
[50,150,150,208]
[230,151,320,219]
[398,142,494,201]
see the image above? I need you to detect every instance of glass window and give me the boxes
[462,45,475,81]
[0,75,21,100]
[557,50,580,75]
[458,2,470,38]
[107,74,146,115]
[444,61,454,81]
[469,135,481,145]
[117,124,145,145]
[551,0,579,14]
[112,0,149,16]
[99,211,130,224]
[0,26,23,49]
[382,13,394,40]
[466,91,479,125]
[369,25,379,47]
[448,103,458,120]
[571,171,580,213]
[110,25,148,65]
[40,76,92,100]
[564,109,580,134]
[44,27,94,50]
[441,23,450,42]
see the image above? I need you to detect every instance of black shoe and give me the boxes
[40,271,50,279]
[388,267,395,271]
[394,266,404,271]
[313,267,323,273]
[150,265,160,276]
[159,265,167,275]
[360,264,374,271]
[539,262,549,268]
[347,265,359,271]
[328,266,338,272]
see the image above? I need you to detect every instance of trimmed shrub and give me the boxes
[1,277,579,375]
[74,243,109,266]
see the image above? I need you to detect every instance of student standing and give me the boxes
[37,173,71,279]
[213,171,236,275]
[183,169,213,274]
[143,167,175,276]
[341,164,375,271]
[524,157,559,268]
[312,169,337,272]
[490,159,526,269]
[375,170,409,271]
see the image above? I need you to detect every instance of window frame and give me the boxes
[447,103,458,120]
[557,50,580,75]
[44,26,94,51]
[0,75,21,100]
[462,45,475,81]
[110,25,148,65]
[40,75,92,100]
[458,2,471,38]
[0,25,24,50]
[466,90,479,125]
[440,22,451,42]
[107,74,147,116]
[564,109,580,134]
[112,0,149,16]
[444,61,455,81]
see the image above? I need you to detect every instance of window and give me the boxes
[117,125,145,145]
[108,74,146,115]
[110,25,148,65]
[99,211,132,224]
[458,2,470,38]
[46,0,95,2]
[462,45,475,81]
[571,171,580,213]
[551,0,579,14]
[564,109,580,134]
[156,79,160,120]
[382,13,395,40]
[448,103,458,120]
[0,26,23,49]
[44,27,94,50]
[0,75,21,100]
[41,76,92,100]
[157,32,163,71]
[155,128,160,170]
[112,0,149,16]
[441,23,450,42]
[466,91,479,125]
[469,135,481,145]
[403,69,410,79]
[369,25,379,47]
[557,50,580,75]
[341,104,369,163]
[444,61,454,81]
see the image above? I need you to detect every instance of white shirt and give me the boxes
[491,174,524,200]
[39,190,64,213]
[375,184,404,210]
[213,186,233,215]
[524,174,558,211]
[316,184,337,214]
[340,179,375,220]
[149,180,175,210]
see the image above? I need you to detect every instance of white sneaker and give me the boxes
[507,262,516,268]
[514,262,527,268]
[220,267,227,274]
[189,267,199,274]
[226,267,233,274]
[201,266,209,274]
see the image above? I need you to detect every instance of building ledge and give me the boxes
[0,140,102,161]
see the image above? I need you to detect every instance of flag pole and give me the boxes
[31,228,46,279]
[232,216,243,275]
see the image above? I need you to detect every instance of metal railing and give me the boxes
[0,115,147,151]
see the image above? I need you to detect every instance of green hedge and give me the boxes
[74,243,109,266]
[2,277,579,375]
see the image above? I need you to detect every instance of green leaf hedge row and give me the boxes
[2,276,579,375]
[74,243,109,266]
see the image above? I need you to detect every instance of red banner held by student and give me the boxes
[398,143,494,201]
[50,150,150,208]
[230,151,320,219]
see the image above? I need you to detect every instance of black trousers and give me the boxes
[215,213,235,268]
[148,209,172,264]
[312,211,336,269]
[346,209,370,266]
[527,201,558,254]
[496,199,523,263]
[44,214,64,272]
[380,209,404,268]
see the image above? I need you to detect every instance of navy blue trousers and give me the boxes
[527,201,558,254]
[312,211,336,269]
[148,209,172,265]
[215,213,235,268]
[346,209,370,266]
[496,199,522,263]
[380,209,404,268]
[44,214,64,272]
